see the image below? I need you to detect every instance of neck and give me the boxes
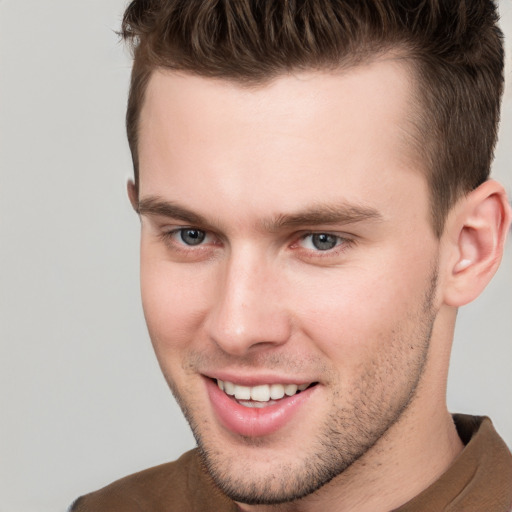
[237,408,462,512]
[237,309,463,512]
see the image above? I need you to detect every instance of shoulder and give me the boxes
[396,415,512,512]
[69,449,236,512]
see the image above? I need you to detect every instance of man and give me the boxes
[71,1,512,511]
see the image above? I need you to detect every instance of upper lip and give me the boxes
[202,371,315,387]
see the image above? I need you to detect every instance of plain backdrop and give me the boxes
[0,1,511,511]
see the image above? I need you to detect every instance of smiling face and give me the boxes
[136,61,445,505]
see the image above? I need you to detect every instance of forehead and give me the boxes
[140,59,417,151]
[137,60,428,226]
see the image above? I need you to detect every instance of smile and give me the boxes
[217,379,313,407]
[206,377,318,436]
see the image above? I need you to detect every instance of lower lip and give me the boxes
[205,378,316,437]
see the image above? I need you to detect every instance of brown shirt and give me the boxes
[70,415,512,512]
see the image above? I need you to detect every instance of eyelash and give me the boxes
[158,228,218,253]
[158,227,355,258]
[296,232,353,254]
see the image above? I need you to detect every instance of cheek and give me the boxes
[140,256,212,356]
[292,254,435,363]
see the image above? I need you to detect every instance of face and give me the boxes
[136,61,441,505]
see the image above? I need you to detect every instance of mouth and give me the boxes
[206,377,319,437]
[215,378,317,408]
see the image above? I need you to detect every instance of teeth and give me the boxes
[284,384,298,396]
[224,381,235,396]
[238,400,274,408]
[270,384,285,399]
[233,385,251,400]
[251,385,270,402]
[217,380,311,403]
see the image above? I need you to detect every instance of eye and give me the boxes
[300,233,344,251]
[156,225,220,260]
[179,228,206,246]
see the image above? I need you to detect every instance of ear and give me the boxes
[442,180,511,307]
[127,179,138,212]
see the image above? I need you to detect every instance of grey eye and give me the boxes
[180,229,206,246]
[311,233,338,251]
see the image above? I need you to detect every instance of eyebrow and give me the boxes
[137,196,382,231]
[265,203,382,231]
[138,196,211,227]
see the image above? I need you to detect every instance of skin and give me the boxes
[132,59,509,511]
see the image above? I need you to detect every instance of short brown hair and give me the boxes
[121,0,504,236]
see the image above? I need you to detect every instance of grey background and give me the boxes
[0,1,510,511]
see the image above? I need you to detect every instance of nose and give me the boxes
[205,247,292,356]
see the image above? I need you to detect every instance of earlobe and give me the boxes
[127,179,139,212]
[443,180,511,307]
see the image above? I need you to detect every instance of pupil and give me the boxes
[181,229,205,246]
[312,233,337,251]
